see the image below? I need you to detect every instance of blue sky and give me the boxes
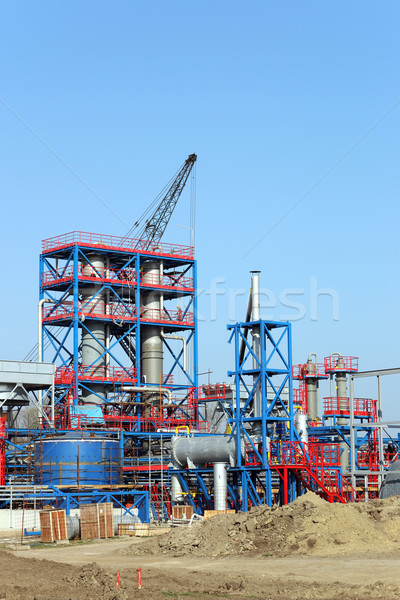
[1,2,399,416]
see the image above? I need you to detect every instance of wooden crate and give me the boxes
[172,505,194,520]
[134,523,149,537]
[80,504,100,540]
[40,509,68,542]
[204,510,235,520]
[118,523,136,536]
[98,502,114,539]
[117,523,169,537]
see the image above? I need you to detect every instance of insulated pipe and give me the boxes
[306,355,319,420]
[160,330,187,373]
[295,412,308,443]
[250,271,262,437]
[122,386,172,405]
[171,435,236,469]
[213,462,228,511]
[171,473,184,502]
[38,299,55,363]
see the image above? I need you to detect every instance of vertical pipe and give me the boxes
[213,462,227,511]
[171,472,184,502]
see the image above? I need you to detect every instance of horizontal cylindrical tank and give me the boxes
[66,514,80,539]
[171,435,236,468]
[33,432,121,486]
[113,513,141,535]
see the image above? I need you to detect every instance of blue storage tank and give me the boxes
[33,432,121,486]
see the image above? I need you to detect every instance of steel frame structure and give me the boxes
[39,231,198,421]
[227,319,296,509]
[349,368,400,492]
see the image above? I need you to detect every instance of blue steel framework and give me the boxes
[22,489,150,522]
[39,232,198,419]
[15,231,200,518]
[227,319,297,509]
[170,319,297,513]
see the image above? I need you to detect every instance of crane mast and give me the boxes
[138,153,197,248]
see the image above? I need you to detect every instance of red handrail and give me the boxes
[42,231,194,260]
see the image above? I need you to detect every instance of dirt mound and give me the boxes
[0,549,126,600]
[64,562,127,599]
[125,492,400,558]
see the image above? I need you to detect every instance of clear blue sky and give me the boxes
[1,2,399,416]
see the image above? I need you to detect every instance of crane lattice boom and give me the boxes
[138,153,197,248]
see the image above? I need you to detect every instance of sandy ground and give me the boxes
[3,495,400,599]
[2,537,400,600]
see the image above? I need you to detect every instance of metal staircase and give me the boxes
[271,441,360,504]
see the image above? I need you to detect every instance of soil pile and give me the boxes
[125,492,400,558]
[63,562,127,600]
[0,550,125,600]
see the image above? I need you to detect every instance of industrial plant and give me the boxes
[0,153,398,535]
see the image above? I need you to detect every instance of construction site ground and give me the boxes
[2,493,400,599]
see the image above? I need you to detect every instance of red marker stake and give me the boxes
[116,572,120,589]
[138,567,142,590]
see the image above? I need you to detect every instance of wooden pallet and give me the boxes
[118,523,169,537]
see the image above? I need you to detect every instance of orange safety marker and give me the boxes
[116,572,120,588]
[138,567,142,590]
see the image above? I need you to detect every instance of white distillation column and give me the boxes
[141,260,163,416]
[335,355,349,474]
[81,255,106,405]
[306,355,319,421]
[251,271,262,438]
